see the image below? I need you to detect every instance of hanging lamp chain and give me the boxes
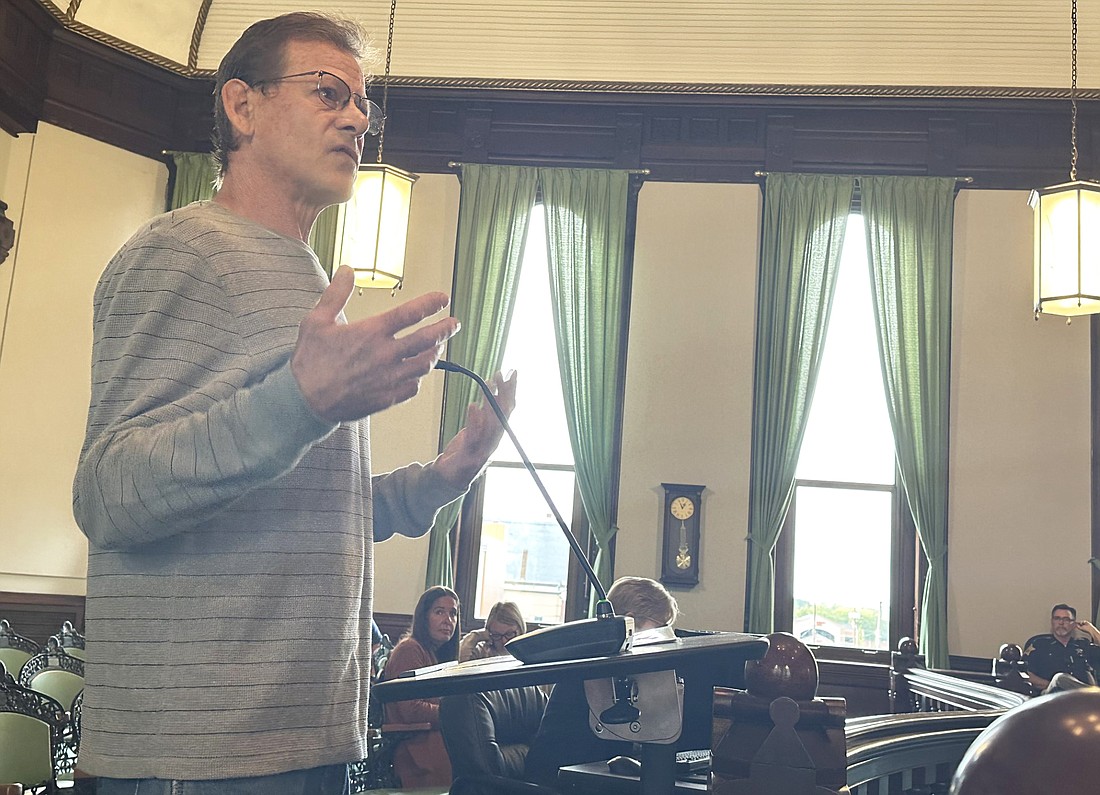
[377,0,397,164]
[1070,0,1079,181]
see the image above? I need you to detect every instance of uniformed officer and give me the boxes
[1024,603,1100,692]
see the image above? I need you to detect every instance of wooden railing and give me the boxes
[712,635,1031,795]
[845,712,1004,794]
[843,639,1029,794]
[890,639,1031,714]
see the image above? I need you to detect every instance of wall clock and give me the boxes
[660,483,704,588]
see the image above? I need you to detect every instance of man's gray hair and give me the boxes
[211,12,376,187]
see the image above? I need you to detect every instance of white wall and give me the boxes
[0,131,13,205]
[0,123,166,595]
[948,189,1092,655]
[617,182,760,630]
[361,174,462,614]
[0,127,1092,660]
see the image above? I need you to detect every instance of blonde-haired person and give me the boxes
[458,601,526,662]
[605,576,679,629]
[524,577,682,786]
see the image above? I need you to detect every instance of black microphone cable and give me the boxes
[434,359,612,613]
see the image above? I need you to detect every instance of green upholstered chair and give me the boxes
[0,659,67,792]
[18,638,85,714]
[49,621,86,662]
[0,620,40,680]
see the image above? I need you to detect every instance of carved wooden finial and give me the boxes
[744,632,820,701]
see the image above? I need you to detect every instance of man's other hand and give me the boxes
[435,369,519,489]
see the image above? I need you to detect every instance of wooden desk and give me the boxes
[372,630,768,795]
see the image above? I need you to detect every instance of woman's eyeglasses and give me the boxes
[488,630,520,644]
[251,70,383,135]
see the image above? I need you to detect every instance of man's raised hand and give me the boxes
[291,266,460,422]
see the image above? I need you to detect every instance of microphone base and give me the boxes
[506,615,634,664]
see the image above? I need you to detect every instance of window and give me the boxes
[455,206,587,627]
[775,212,919,652]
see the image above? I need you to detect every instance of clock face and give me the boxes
[670,496,695,520]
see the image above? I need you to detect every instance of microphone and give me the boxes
[434,359,634,664]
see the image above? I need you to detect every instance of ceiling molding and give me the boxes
[33,0,1100,92]
[385,76,1100,102]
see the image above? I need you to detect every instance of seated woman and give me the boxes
[458,601,526,662]
[382,585,462,788]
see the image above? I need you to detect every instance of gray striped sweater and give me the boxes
[72,201,463,779]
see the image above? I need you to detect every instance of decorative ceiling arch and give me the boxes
[35,0,1100,93]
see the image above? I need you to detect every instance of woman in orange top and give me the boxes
[382,585,461,788]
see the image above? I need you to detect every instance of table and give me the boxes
[372,630,768,795]
[558,760,708,793]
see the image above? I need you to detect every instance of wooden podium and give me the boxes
[373,630,769,794]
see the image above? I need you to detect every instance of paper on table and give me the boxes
[398,652,523,678]
[631,625,678,647]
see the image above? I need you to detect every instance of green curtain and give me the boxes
[168,152,216,209]
[539,168,630,616]
[861,176,955,669]
[744,173,853,634]
[309,205,340,276]
[424,165,539,589]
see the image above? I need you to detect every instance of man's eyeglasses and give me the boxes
[1053,617,1077,623]
[251,71,383,135]
[488,630,520,644]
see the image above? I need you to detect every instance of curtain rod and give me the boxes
[447,161,650,175]
[754,170,973,183]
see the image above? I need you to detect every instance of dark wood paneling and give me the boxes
[0,591,85,646]
[374,611,411,644]
[0,0,52,134]
[814,653,991,717]
[42,28,213,157]
[817,658,892,717]
[382,89,1096,190]
[6,0,1095,190]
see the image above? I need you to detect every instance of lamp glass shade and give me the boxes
[336,164,418,290]
[1031,179,1100,316]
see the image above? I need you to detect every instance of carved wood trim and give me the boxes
[0,0,53,134]
[2,0,1097,189]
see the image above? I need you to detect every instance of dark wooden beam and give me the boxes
[0,0,53,135]
[3,0,1098,191]
[41,26,214,158]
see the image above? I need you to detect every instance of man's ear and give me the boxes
[221,78,257,143]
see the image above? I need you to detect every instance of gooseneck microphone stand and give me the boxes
[435,360,632,663]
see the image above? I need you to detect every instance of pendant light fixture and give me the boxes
[334,0,418,293]
[1031,0,1100,319]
